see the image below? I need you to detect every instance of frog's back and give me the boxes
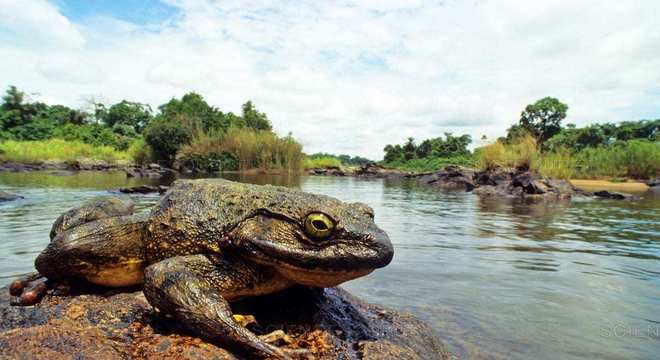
[144,179,288,263]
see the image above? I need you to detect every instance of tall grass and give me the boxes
[538,148,576,179]
[476,134,540,171]
[303,156,342,169]
[0,139,130,163]
[477,136,659,179]
[176,127,304,173]
[126,138,153,165]
[574,140,659,179]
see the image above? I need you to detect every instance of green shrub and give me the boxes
[127,138,153,165]
[303,156,342,169]
[144,115,194,164]
[385,155,475,172]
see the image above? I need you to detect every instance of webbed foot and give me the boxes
[9,273,48,306]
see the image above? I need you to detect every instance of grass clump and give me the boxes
[574,140,659,179]
[0,139,130,164]
[477,135,659,180]
[175,127,304,173]
[476,134,541,171]
[538,148,576,179]
[303,156,342,169]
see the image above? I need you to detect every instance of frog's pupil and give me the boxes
[312,220,328,231]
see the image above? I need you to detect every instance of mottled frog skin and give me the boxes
[10,179,394,359]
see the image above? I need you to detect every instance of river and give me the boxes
[0,171,658,359]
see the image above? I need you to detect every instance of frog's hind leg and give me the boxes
[35,214,148,287]
[11,198,144,306]
[143,254,306,359]
[50,196,135,240]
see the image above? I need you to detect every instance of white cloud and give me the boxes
[0,0,659,159]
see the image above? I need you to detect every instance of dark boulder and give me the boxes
[593,190,640,200]
[472,169,583,200]
[118,185,169,194]
[416,166,476,191]
[308,167,346,176]
[354,162,409,179]
[0,282,450,360]
[126,165,175,178]
[0,191,23,202]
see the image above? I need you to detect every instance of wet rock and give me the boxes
[308,167,346,176]
[126,165,175,178]
[647,178,660,187]
[0,282,450,360]
[0,191,23,202]
[415,166,476,191]
[593,190,640,200]
[118,185,169,194]
[471,169,584,200]
[355,162,409,179]
[0,160,124,172]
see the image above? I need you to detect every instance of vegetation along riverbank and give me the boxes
[0,86,303,174]
[378,97,658,180]
[1,87,658,184]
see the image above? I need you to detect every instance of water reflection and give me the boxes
[0,172,659,360]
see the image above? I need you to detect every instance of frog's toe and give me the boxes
[9,274,48,306]
[232,314,257,327]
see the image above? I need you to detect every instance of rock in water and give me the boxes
[0,191,23,202]
[593,190,640,200]
[0,282,450,360]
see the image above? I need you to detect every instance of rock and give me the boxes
[415,166,476,191]
[647,178,660,187]
[308,167,346,176]
[0,282,450,360]
[593,190,640,200]
[471,169,582,200]
[118,185,169,194]
[0,191,23,202]
[355,162,409,179]
[0,161,124,172]
[125,165,174,178]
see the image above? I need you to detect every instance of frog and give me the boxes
[9,179,394,359]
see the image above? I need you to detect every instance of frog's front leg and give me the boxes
[143,254,304,359]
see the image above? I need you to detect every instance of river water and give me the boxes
[0,171,658,359]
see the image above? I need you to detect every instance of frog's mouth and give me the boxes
[229,214,393,286]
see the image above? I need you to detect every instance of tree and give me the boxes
[159,92,228,132]
[383,144,404,163]
[144,114,194,164]
[403,137,416,161]
[241,101,272,131]
[1,86,32,129]
[104,101,153,133]
[517,97,568,145]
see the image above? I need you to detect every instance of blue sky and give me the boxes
[1,0,659,158]
[54,0,178,24]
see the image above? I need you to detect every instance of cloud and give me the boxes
[0,0,84,49]
[0,0,659,159]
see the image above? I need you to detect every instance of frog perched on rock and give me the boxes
[10,179,394,359]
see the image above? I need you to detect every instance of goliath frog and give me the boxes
[10,179,394,359]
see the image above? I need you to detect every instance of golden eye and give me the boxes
[304,213,335,240]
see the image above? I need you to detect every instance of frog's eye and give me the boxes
[304,213,335,240]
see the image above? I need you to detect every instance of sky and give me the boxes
[0,0,659,159]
